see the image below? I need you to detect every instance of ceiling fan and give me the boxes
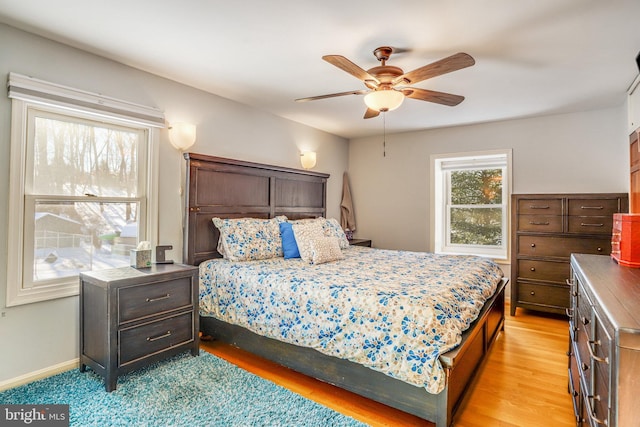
[295,47,475,119]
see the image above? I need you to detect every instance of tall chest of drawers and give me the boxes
[79,263,199,391]
[568,254,640,426]
[510,193,628,316]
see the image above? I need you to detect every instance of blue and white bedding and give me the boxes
[199,246,503,394]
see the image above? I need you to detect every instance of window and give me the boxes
[431,150,511,260]
[7,73,162,306]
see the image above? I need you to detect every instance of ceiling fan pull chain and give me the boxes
[383,112,386,157]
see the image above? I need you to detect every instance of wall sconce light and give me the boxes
[364,89,404,112]
[300,151,317,169]
[168,122,197,151]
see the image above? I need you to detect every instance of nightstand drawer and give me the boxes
[119,278,193,323]
[119,311,194,366]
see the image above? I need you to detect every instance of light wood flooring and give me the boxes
[201,305,575,426]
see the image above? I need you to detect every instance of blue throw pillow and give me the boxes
[279,222,300,259]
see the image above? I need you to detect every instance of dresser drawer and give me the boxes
[517,214,563,232]
[517,235,610,258]
[567,198,620,217]
[567,215,614,234]
[568,345,581,412]
[591,363,611,427]
[517,259,568,283]
[118,277,193,323]
[119,311,194,366]
[516,282,569,309]
[593,310,612,367]
[518,198,562,215]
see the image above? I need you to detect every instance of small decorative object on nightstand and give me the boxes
[349,239,372,247]
[79,263,199,391]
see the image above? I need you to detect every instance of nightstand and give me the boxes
[349,239,372,247]
[79,263,199,391]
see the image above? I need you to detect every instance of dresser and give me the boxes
[568,254,640,426]
[510,193,628,316]
[79,263,199,391]
[630,131,640,213]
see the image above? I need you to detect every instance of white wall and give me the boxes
[0,24,348,384]
[348,107,629,254]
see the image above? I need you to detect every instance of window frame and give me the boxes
[6,79,161,307]
[430,149,512,261]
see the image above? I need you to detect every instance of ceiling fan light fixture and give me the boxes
[364,89,404,112]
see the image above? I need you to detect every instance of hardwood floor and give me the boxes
[200,305,575,426]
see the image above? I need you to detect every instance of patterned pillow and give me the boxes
[291,220,326,263]
[321,218,350,249]
[212,216,287,261]
[309,237,344,265]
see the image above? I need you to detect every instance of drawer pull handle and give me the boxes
[588,340,609,364]
[530,291,535,296]
[584,394,608,426]
[530,267,536,271]
[581,362,589,371]
[580,206,604,210]
[596,247,602,252]
[588,413,607,426]
[529,205,550,209]
[582,316,590,325]
[530,243,536,248]
[147,331,172,342]
[146,294,171,302]
[581,223,604,227]
[529,221,549,225]
[565,308,574,318]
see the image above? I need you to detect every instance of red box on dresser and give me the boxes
[611,213,640,267]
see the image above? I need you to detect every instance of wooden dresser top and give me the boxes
[571,254,640,347]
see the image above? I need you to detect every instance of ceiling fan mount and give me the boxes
[295,46,475,119]
[373,46,394,63]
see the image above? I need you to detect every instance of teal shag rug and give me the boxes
[0,351,366,426]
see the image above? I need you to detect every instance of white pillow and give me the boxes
[309,237,344,265]
[291,221,325,263]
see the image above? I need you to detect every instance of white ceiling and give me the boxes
[1,0,640,139]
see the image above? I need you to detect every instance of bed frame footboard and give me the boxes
[201,279,507,427]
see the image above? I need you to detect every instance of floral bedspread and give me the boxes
[199,247,503,394]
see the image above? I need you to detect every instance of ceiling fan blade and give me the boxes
[323,55,380,84]
[402,88,465,106]
[396,52,475,85]
[363,108,380,119]
[295,89,369,102]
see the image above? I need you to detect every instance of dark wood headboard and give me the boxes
[183,153,330,266]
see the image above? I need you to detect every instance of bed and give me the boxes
[183,153,508,427]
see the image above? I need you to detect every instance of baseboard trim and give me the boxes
[0,358,79,392]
